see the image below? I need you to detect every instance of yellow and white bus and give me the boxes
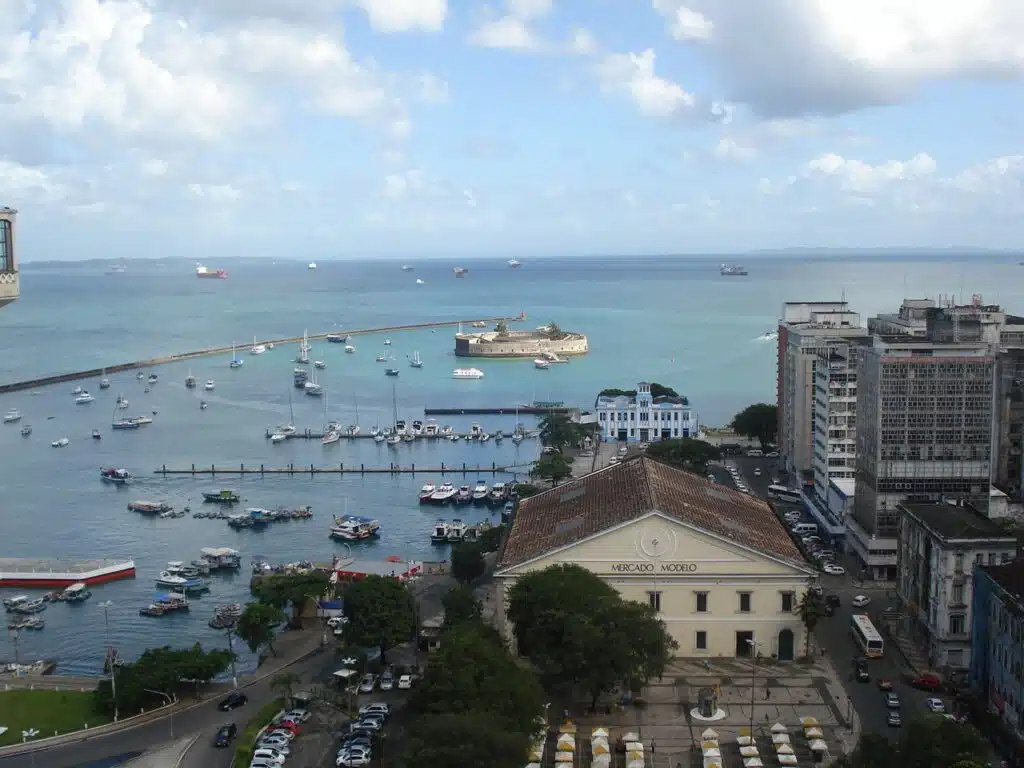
[850,613,884,658]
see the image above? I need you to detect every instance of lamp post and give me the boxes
[7,628,20,671]
[144,689,175,739]
[224,625,239,689]
[97,600,117,721]
[746,638,762,737]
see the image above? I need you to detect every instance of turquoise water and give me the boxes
[0,253,1021,673]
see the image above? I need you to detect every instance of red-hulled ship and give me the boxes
[196,263,228,279]
[0,558,136,588]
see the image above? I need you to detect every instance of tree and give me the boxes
[598,383,683,401]
[477,524,505,553]
[797,589,827,657]
[516,483,542,498]
[236,602,285,657]
[532,453,573,486]
[271,671,301,703]
[836,714,988,768]
[404,712,533,768]
[538,412,583,450]
[442,584,482,628]
[342,575,417,664]
[253,571,331,625]
[730,403,778,448]
[507,564,676,706]
[451,542,486,584]
[644,438,721,474]
[408,622,543,737]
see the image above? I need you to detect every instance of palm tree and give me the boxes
[271,671,301,703]
[797,589,827,658]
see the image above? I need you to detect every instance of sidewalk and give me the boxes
[122,735,198,768]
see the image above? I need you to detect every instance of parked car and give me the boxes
[380,671,394,691]
[354,716,385,732]
[910,674,944,692]
[358,673,376,693]
[251,748,287,764]
[887,711,902,727]
[213,723,237,747]
[854,658,870,683]
[359,702,391,718]
[823,563,845,575]
[926,697,946,713]
[218,691,248,711]
[397,674,413,690]
[281,708,310,723]
[851,595,871,608]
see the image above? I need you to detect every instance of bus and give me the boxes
[850,614,884,658]
[768,484,802,504]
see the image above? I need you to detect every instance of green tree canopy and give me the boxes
[408,622,543,738]
[538,412,585,450]
[342,574,417,663]
[451,542,487,584]
[797,589,827,657]
[598,383,683,401]
[835,715,989,768]
[404,712,533,768]
[441,584,482,628]
[507,564,677,707]
[252,570,332,624]
[235,602,285,657]
[730,403,778,448]
[644,438,721,473]
[477,523,505,553]
[516,483,542,498]
[532,453,573,486]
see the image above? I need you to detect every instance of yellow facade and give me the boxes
[495,511,816,659]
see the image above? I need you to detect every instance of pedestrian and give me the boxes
[651,739,656,754]
[765,687,771,700]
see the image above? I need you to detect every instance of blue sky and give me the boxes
[1,0,1022,261]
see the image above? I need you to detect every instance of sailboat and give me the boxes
[295,330,310,364]
[111,396,139,430]
[250,336,266,355]
[272,392,297,442]
[511,402,524,443]
[321,393,341,444]
[185,369,196,389]
[386,383,401,445]
[99,368,111,390]
[346,395,361,436]
[410,351,423,368]
[229,343,244,368]
[304,367,323,396]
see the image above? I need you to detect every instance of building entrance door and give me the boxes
[617,429,628,441]
[735,631,754,657]
[639,429,649,441]
[777,629,795,661]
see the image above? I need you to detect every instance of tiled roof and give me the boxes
[498,455,806,570]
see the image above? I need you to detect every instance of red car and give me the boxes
[910,674,943,692]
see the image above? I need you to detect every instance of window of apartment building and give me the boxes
[989,553,997,565]
[1002,553,1012,564]
[976,553,984,566]
[954,552,964,572]
[781,592,795,612]
[647,591,662,612]
[695,631,707,651]
[952,583,964,604]
[738,592,752,613]
[0,220,9,272]
[949,614,966,635]
[695,592,708,613]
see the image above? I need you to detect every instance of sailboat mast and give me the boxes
[392,382,398,430]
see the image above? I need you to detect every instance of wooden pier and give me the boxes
[0,313,525,395]
[154,462,514,476]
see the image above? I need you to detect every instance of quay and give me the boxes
[265,428,538,439]
[0,314,524,395]
[423,405,571,415]
[154,462,514,476]
[0,558,136,588]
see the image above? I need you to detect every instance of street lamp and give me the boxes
[97,600,117,721]
[7,628,20,672]
[144,689,176,739]
[746,638,762,737]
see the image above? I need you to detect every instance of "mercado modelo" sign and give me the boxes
[608,562,698,573]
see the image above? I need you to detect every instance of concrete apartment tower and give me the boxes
[777,302,867,481]
[0,207,18,308]
[851,301,999,580]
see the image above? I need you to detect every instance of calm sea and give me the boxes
[0,253,1021,673]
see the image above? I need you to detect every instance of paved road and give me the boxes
[0,647,338,768]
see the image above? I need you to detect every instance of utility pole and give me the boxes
[747,638,761,737]
[225,626,239,689]
[7,628,20,672]
[98,600,118,721]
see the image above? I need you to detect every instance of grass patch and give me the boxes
[234,697,284,766]
[0,690,112,747]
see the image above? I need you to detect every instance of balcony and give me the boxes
[0,270,18,307]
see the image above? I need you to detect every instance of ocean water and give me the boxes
[0,253,1021,673]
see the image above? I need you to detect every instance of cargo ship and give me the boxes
[0,558,136,588]
[196,263,228,279]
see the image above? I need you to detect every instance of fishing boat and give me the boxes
[4,409,22,423]
[202,489,240,504]
[185,371,197,389]
[430,482,457,504]
[20,425,32,436]
[330,515,380,541]
[61,582,92,602]
[430,520,450,543]
[229,343,244,369]
[409,350,423,368]
[454,485,472,505]
[295,330,311,364]
[251,336,266,355]
[154,572,208,592]
[447,519,467,542]
[472,481,489,503]
[199,548,242,570]
[128,500,173,514]
[204,380,215,391]
[51,437,69,447]
[487,482,509,505]
[100,467,132,485]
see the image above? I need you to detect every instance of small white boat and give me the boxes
[470,423,483,439]
[419,483,437,503]
[75,392,95,404]
[251,336,266,355]
[386,434,400,445]
[415,278,425,285]
[410,351,423,368]
[116,395,129,409]
[440,424,453,436]
[270,433,288,443]
[71,386,84,395]
[314,360,326,369]
[99,377,111,389]
[321,428,341,445]
[345,344,355,353]
[534,359,550,369]
[374,432,385,443]
[430,482,458,503]
[383,338,392,346]
[4,409,22,423]
[204,380,215,391]
[452,368,484,379]
[52,437,69,447]
[308,262,317,270]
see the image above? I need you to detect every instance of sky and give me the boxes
[1,0,1023,261]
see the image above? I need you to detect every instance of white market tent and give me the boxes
[771,723,789,733]
[743,759,764,768]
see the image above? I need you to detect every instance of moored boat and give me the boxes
[429,482,457,504]
[430,519,450,543]
[487,482,509,505]
[128,500,173,514]
[185,371,197,389]
[454,485,472,504]
[154,571,208,592]
[60,582,92,602]
[100,467,132,485]
[452,367,484,379]
[202,489,240,504]
[447,519,467,542]
[329,515,380,541]
[3,409,21,423]
[75,392,94,404]
[471,481,489,503]
[51,437,69,447]
[20,425,31,436]
[418,482,436,503]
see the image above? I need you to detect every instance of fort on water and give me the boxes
[453,320,589,358]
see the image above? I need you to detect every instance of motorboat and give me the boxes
[130,415,153,425]
[375,353,388,362]
[202,489,240,504]
[401,265,414,272]
[431,520,450,543]
[494,430,504,442]
[204,380,215,391]
[92,429,102,439]
[423,420,439,437]
[4,409,22,423]
[20,425,31,436]
[314,360,326,369]
[154,571,209,592]
[200,401,208,410]
[3,596,30,611]
[448,519,467,542]
[330,515,380,541]
[452,368,484,379]
[99,375,111,389]
[419,483,437,503]
[71,386,84,395]
[430,482,457,504]
[535,359,550,369]
[327,334,344,343]
[308,262,317,270]
[454,485,472,505]
[385,368,399,377]
[128,500,173,514]
[411,420,423,435]
[148,373,158,384]
[61,583,92,602]
[136,372,145,380]
[52,437,70,447]
[472,481,489,503]
[185,372,197,389]
[10,598,47,614]
[487,483,509,505]
[75,391,94,404]
[469,423,483,439]
[112,418,140,430]
[440,424,453,437]
[402,431,415,442]
[383,338,392,346]
[100,467,132,485]
[345,344,355,353]
[508,259,521,268]
[395,420,407,436]
[304,379,323,396]
[374,432,386,443]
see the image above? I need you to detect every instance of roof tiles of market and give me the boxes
[498,455,805,570]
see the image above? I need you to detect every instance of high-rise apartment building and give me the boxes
[777,302,867,481]
[852,307,998,580]
[0,206,18,308]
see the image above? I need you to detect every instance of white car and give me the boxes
[359,702,390,718]
[251,748,287,764]
[397,674,412,690]
[754,468,762,476]
[337,751,372,767]
[926,698,945,713]
[281,708,310,723]
[851,595,871,608]
[823,563,845,575]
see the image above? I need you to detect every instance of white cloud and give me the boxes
[352,0,447,33]
[652,0,714,41]
[142,159,169,177]
[653,0,1024,117]
[948,155,1024,193]
[0,161,66,201]
[469,14,543,51]
[188,183,242,202]
[804,151,937,191]
[506,0,551,20]
[594,49,695,118]
[713,137,756,161]
[384,169,426,200]
[415,74,449,104]
[568,28,598,56]
[467,0,590,55]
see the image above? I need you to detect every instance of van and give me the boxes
[747,449,763,457]
[792,523,818,535]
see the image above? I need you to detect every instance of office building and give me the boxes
[897,501,1016,672]
[0,207,18,308]
[495,456,816,659]
[970,560,1024,737]
[595,382,698,444]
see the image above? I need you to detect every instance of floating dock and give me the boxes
[0,558,136,588]
[155,463,515,476]
[0,314,524,394]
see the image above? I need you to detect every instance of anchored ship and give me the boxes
[720,263,748,276]
[196,263,228,279]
